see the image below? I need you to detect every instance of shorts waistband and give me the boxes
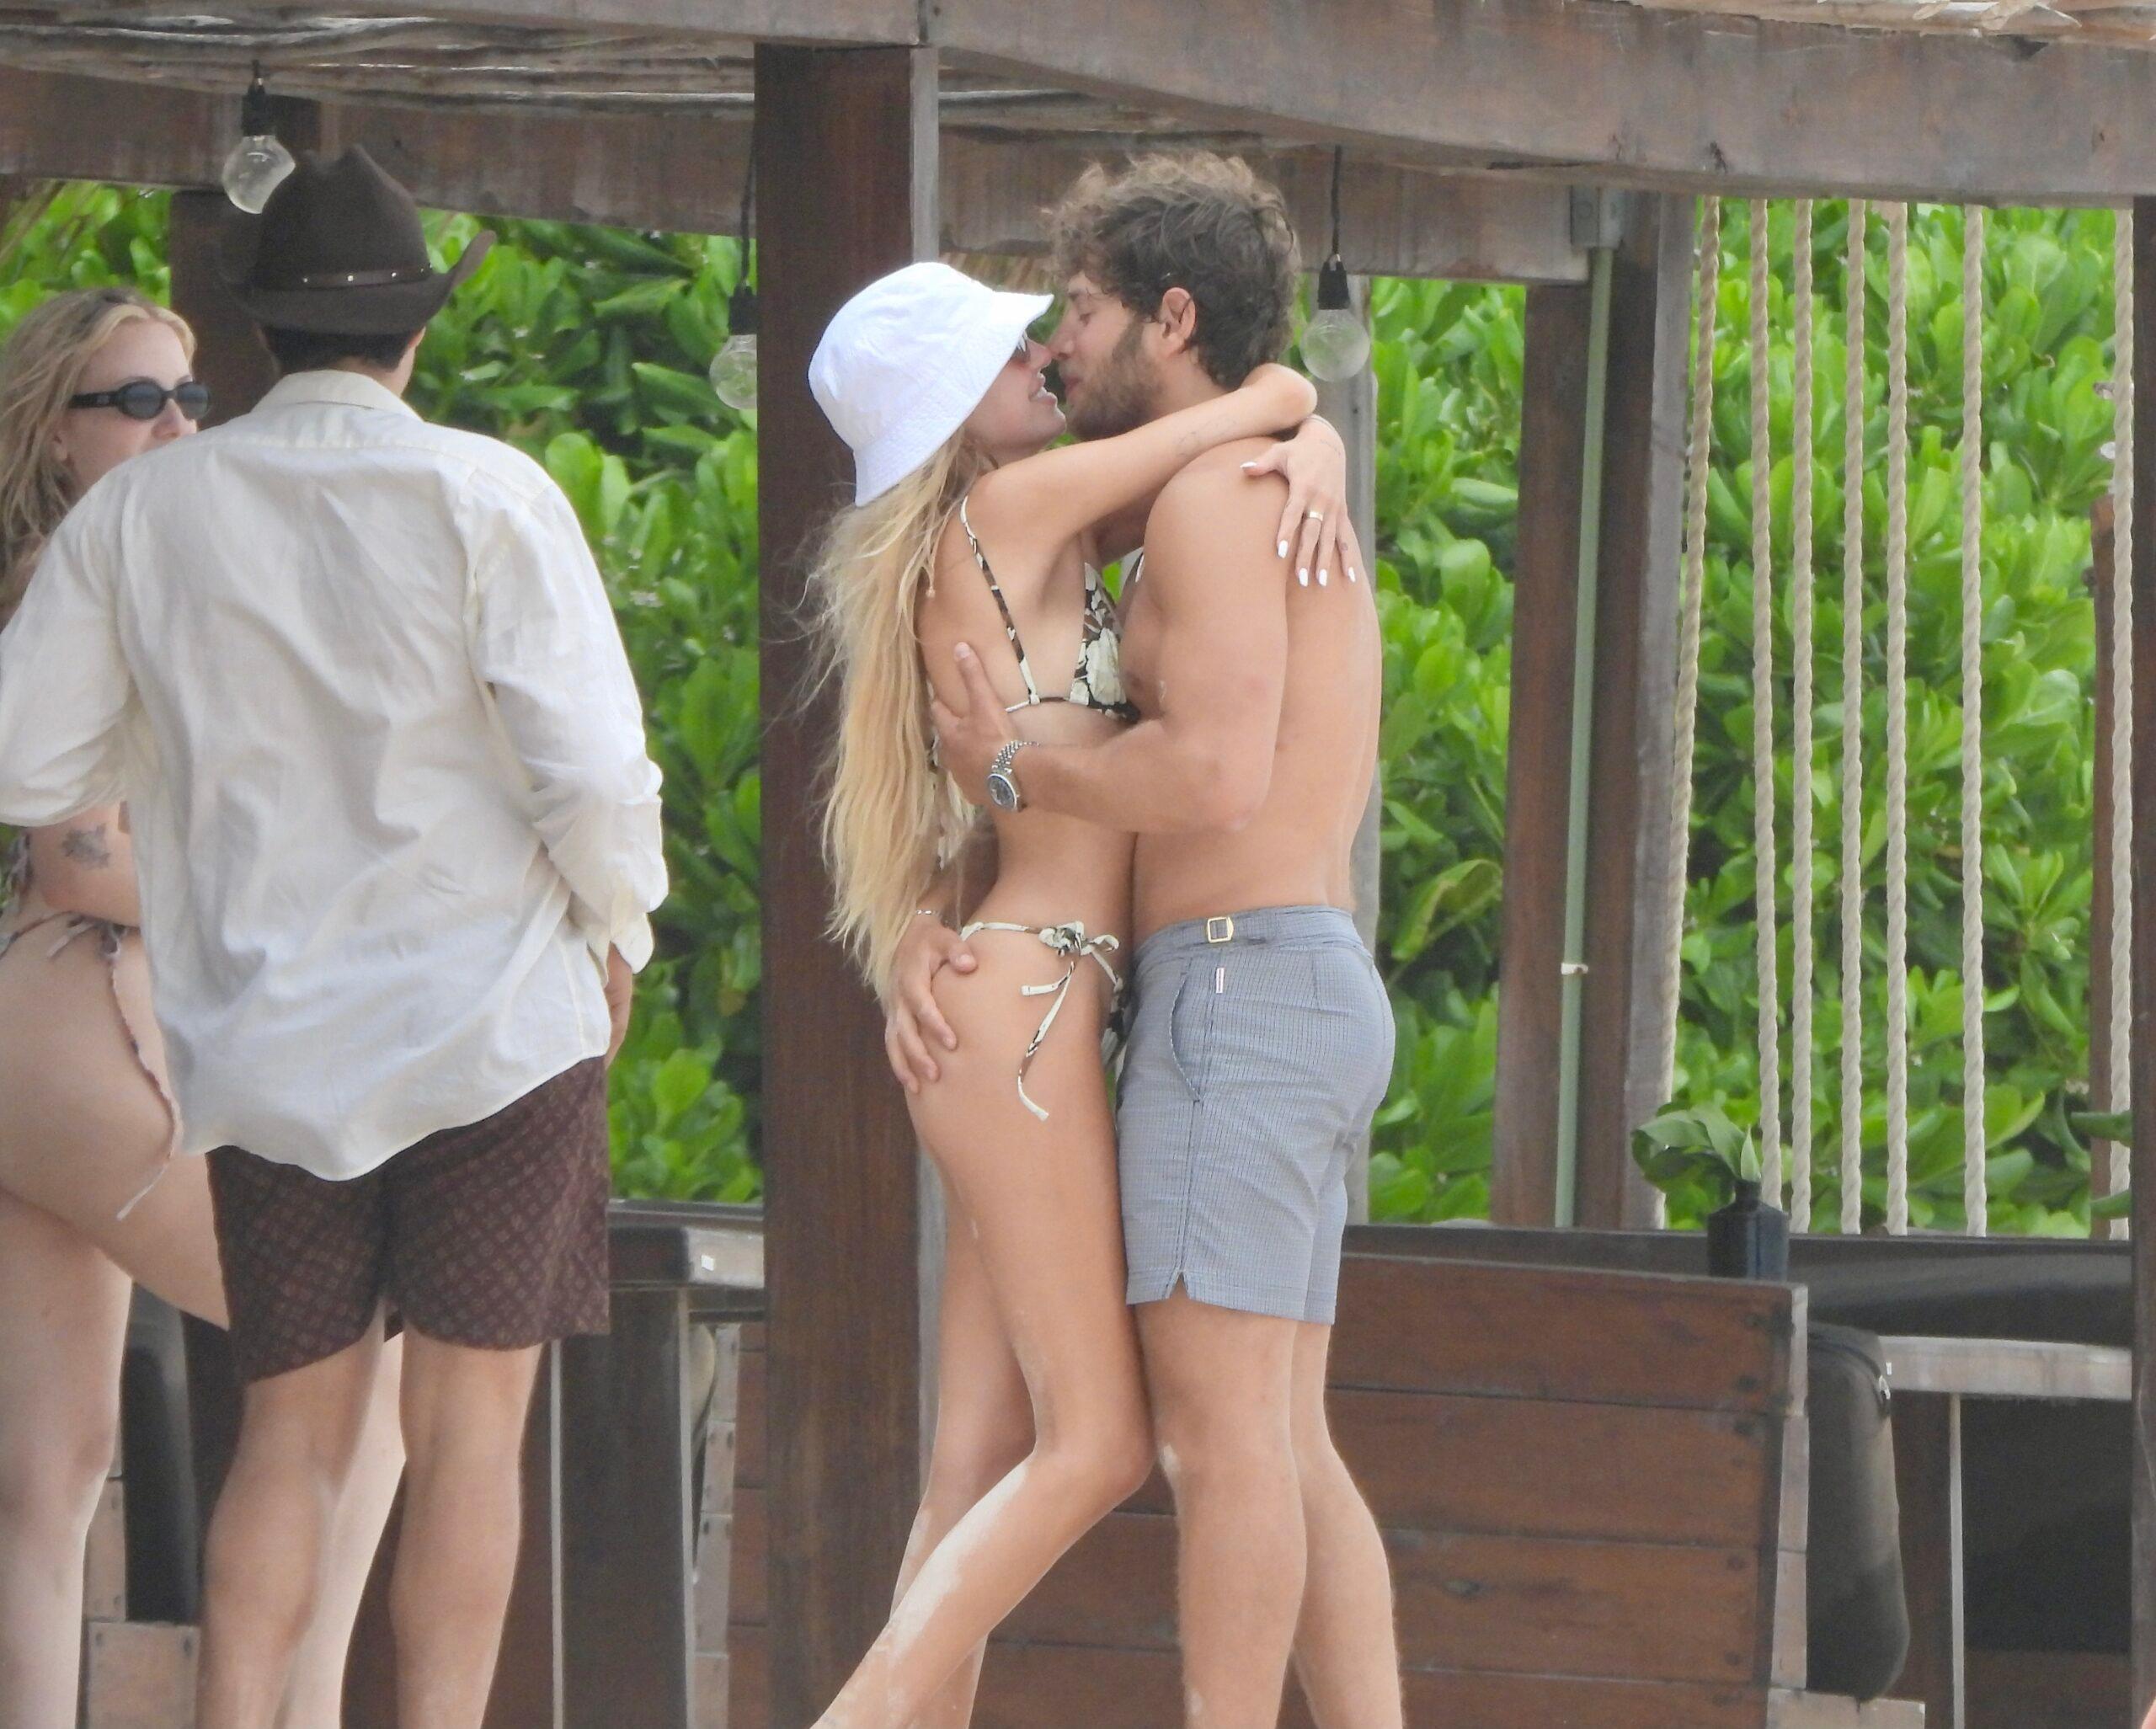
[1135,905,1364,968]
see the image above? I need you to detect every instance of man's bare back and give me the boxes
[1118,439,1381,942]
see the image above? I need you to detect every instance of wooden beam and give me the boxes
[755,41,933,1727]
[27,0,2156,202]
[2128,189,2156,1729]
[179,0,915,43]
[1492,276,1592,1227]
[931,0,2156,202]
[1575,194,1695,1229]
[941,136,1585,283]
[0,66,1582,281]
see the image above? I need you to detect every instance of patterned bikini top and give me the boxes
[957,494,1139,723]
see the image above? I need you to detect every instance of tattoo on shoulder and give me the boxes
[59,824,112,869]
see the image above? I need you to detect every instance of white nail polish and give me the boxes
[1278,541,1289,558]
[1298,568,1310,586]
[1319,569,1329,586]
[1348,567,1360,583]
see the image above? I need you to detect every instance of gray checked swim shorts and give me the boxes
[1118,905,1395,1326]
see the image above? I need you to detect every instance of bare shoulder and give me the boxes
[1145,438,1287,566]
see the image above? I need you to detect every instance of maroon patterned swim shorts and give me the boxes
[207,1058,611,1383]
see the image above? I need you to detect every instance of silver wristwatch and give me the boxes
[985,739,1031,813]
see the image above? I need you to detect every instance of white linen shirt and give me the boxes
[0,370,667,1179]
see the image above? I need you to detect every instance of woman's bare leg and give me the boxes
[0,1187,132,1729]
[813,954,1151,1729]
[0,933,403,1724]
[896,1189,1033,1729]
[0,935,197,1726]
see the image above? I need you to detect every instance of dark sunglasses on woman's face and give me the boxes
[67,378,212,423]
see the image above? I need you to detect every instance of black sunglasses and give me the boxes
[67,378,211,423]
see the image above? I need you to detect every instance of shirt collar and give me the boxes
[255,369,420,420]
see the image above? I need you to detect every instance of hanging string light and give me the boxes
[709,143,760,414]
[1300,147,1371,382]
[222,61,296,214]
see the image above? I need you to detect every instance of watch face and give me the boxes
[987,772,1018,813]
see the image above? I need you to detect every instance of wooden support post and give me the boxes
[1574,194,1695,1228]
[2128,191,2156,1729]
[1317,275,1380,1225]
[1892,1391,1960,1727]
[1494,194,1691,1228]
[560,1291,695,1728]
[755,42,937,1726]
[1492,277,1591,1226]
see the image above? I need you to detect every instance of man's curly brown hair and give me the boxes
[1046,152,1300,389]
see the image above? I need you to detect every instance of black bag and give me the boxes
[1806,1323,1910,1700]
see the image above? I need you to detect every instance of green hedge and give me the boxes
[0,187,2119,1232]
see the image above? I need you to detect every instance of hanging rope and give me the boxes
[2107,210,2135,1227]
[1884,202,1913,1236]
[1750,200,1784,1209]
[1840,200,1869,1236]
[1661,197,1722,1131]
[1960,207,1989,1237]
[1790,201,1817,1235]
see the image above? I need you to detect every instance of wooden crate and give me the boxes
[728,1255,1874,1728]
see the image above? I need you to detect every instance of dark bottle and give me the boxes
[1706,1177,1790,1280]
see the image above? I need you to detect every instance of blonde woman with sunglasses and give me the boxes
[0,288,402,1729]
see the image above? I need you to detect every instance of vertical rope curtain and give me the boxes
[2108,212,2135,1228]
[1750,200,1784,1208]
[1790,201,1817,1234]
[1883,202,1913,1235]
[1960,208,1989,1236]
[1839,200,1870,1235]
[1655,196,1725,1232]
[1665,196,1723,1094]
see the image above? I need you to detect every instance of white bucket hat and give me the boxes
[810,261,1054,505]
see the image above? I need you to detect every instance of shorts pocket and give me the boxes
[1166,958,1215,1100]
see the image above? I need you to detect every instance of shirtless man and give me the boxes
[930,153,1401,1729]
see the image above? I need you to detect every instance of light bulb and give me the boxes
[222,134,296,213]
[710,283,759,413]
[1301,255,1371,383]
[711,335,759,413]
[223,73,295,214]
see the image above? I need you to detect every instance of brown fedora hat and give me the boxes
[222,144,494,335]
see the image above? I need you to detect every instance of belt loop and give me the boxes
[1205,915,1235,945]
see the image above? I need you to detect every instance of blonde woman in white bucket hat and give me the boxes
[805,256,1356,1727]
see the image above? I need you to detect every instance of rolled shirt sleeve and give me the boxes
[467,476,667,970]
[0,503,133,826]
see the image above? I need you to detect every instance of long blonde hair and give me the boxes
[809,431,990,1000]
[0,287,195,627]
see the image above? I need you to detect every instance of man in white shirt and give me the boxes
[0,147,666,1728]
